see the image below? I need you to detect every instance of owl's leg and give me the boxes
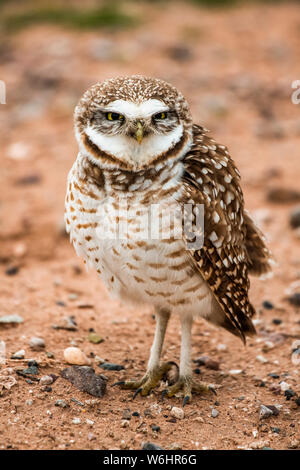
[162,316,216,406]
[113,308,174,397]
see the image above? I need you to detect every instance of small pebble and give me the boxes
[170,407,184,420]
[279,381,290,392]
[0,314,24,324]
[271,427,280,434]
[256,355,268,364]
[259,405,273,420]
[262,341,275,352]
[193,356,219,370]
[40,375,54,386]
[284,389,295,400]
[5,266,19,276]
[268,373,280,379]
[249,439,270,450]
[11,349,25,359]
[262,300,274,310]
[141,442,164,450]
[122,409,131,420]
[151,424,160,432]
[211,409,219,418]
[29,337,45,351]
[63,347,91,366]
[169,442,182,450]
[229,369,243,375]
[287,292,300,307]
[55,399,69,408]
[100,362,124,371]
[72,418,81,425]
[289,206,300,229]
[288,439,299,449]
[86,419,94,426]
[272,318,282,325]
[87,332,103,344]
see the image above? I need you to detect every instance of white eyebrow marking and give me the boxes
[103,99,169,118]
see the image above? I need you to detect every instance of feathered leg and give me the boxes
[162,316,216,406]
[113,308,174,397]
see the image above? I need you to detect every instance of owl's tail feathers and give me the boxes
[244,211,275,278]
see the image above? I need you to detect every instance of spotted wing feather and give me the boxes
[182,125,262,342]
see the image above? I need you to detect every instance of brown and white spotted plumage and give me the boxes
[65,76,272,404]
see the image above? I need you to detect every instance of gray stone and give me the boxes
[29,337,45,351]
[0,314,24,325]
[61,366,106,397]
[290,206,300,229]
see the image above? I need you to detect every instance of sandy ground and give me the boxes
[0,1,300,450]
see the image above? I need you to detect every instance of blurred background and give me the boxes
[0,0,300,261]
[0,0,300,451]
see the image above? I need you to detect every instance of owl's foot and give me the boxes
[112,361,176,398]
[161,376,216,407]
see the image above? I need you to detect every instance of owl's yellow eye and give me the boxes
[106,112,124,121]
[154,112,167,120]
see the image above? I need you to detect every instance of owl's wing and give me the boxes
[181,125,258,342]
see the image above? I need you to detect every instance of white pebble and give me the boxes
[229,369,243,375]
[171,407,184,420]
[279,381,290,392]
[11,349,25,359]
[29,337,45,350]
[63,347,90,365]
[40,375,54,386]
[72,418,81,425]
[256,355,268,364]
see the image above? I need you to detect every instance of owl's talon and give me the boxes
[112,381,125,387]
[183,395,190,407]
[112,362,174,399]
[162,377,216,405]
[132,387,143,400]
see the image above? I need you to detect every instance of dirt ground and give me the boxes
[0,1,300,450]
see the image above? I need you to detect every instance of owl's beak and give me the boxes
[135,121,144,144]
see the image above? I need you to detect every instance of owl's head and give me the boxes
[74,75,193,171]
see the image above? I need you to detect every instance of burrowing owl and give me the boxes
[65,75,272,405]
